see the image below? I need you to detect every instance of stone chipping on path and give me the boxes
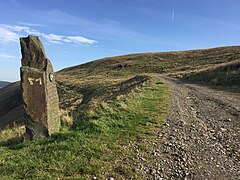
[128,75,240,180]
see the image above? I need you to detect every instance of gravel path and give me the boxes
[132,75,240,179]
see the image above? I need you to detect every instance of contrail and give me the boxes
[171,6,175,21]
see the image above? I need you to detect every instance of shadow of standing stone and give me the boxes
[20,35,60,140]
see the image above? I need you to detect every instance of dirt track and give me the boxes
[133,75,240,179]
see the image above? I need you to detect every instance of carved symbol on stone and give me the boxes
[28,77,34,85]
[28,77,42,85]
[36,78,42,85]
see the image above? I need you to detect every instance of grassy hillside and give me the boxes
[0,82,24,129]
[56,46,240,117]
[58,46,240,85]
[181,59,240,92]
[1,46,240,129]
[0,77,169,179]
[0,45,240,178]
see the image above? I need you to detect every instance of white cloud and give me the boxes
[0,26,19,42]
[0,54,15,58]
[0,53,16,62]
[42,33,97,44]
[18,22,43,27]
[1,24,41,36]
[0,24,97,45]
[42,33,64,44]
[65,36,97,44]
[0,24,41,43]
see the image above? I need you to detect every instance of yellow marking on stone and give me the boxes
[35,78,42,85]
[28,77,34,85]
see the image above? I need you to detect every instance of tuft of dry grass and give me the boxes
[60,109,74,127]
[181,59,240,92]
[0,125,25,145]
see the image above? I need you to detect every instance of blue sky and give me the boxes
[0,0,239,81]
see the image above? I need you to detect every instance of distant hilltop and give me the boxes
[0,81,10,88]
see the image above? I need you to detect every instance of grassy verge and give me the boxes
[0,77,169,179]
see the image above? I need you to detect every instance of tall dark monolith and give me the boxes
[20,35,60,140]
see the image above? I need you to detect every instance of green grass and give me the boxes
[0,77,169,179]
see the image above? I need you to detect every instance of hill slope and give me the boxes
[0,46,240,179]
[181,59,240,91]
[0,81,10,88]
[58,46,240,84]
[0,82,24,128]
[1,46,240,128]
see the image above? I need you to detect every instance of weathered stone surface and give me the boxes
[20,35,60,140]
[46,59,61,135]
[20,36,47,70]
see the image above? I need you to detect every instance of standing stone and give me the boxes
[20,35,60,140]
